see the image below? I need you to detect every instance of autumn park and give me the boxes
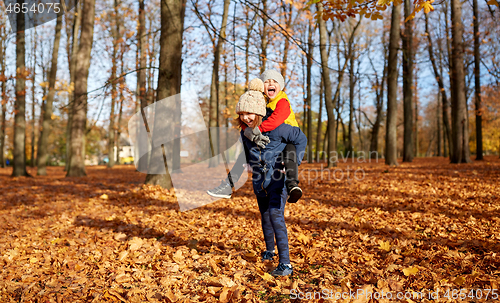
[1,0,500,301]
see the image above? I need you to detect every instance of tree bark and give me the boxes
[414,96,418,157]
[0,23,7,168]
[334,20,360,155]
[368,42,386,159]
[437,91,442,156]
[30,28,37,167]
[67,0,96,177]
[136,0,149,171]
[450,0,472,163]
[316,77,323,162]
[37,14,63,175]
[259,0,268,74]
[306,19,313,163]
[66,0,82,171]
[243,6,255,89]
[402,0,413,162]
[116,47,125,165]
[424,13,452,158]
[347,34,355,157]
[355,93,364,151]
[317,3,337,168]
[147,16,155,106]
[444,1,456,158]
[385,2,401,166]
[280,3,293,81]
[301,54,306,135]
[12,4,30,177]
[224,51,229,148]
[473,0,483,160]
[144,0,186,188]
[108,0,121,168]
[207,0,230,168]
[138,0,146,111]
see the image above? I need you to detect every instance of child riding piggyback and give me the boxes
[208,69,305,203]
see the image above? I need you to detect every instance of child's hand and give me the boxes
[244,127,270,149]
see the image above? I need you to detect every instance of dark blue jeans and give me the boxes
[256,179,290,264]
[228,144,298,188]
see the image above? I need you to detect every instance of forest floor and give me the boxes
[1,156,500,302]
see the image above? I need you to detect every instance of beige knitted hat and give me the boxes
[235,78,266,117]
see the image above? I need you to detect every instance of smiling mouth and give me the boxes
[268,88,276,94]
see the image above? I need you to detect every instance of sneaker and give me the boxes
[261,250,275,261]
[287,186,302,203]
[271,263,293,277]
[207,180,232,198]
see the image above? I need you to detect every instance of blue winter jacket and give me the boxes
[241,123,307,197]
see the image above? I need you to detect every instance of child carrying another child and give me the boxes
[233,78,307,276]
[208,69,304,203]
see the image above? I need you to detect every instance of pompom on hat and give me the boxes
[235,78,266,117]
[260,69,285,90]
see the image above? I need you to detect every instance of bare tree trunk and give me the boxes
[347,38,355,157]
[12,4,30,177]
[425,133,435,157]
[280,3,293,80]
[224,51,229,149]
[437,91,442,156]
[385,2,401,166]
[147,16,154,106]
[259,0,268,74]
[144,0,186,188]
[334,20,360,157]
[37,14,63,175]
[116,47,125,165]
[0,22,7,168]
[402,0,414,162]
[414,96,418,157]
[306,19,313,163]
[473,0,483,160]
[450,0,472,163]
[316,77,323,162]
[67,0,96,177]
[370,90,384,159]
[243,6,255,89]
[323,122,328,162]
[355,107,364,152]
[301,54,306,134]
[30,29,37,167]
[66,0,82,171]
[208,0,230,167]
[138,0,146,110]
[136,0,149,171]
[108,0,121,168]
[369,46,386,159]
[317,3,337,168]
[341,118,346,147]
[444,2,455,159]
[424,13,452,158]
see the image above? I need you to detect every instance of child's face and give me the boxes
[264,79,281,99]
[240,112,257,126]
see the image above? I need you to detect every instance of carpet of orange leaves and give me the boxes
[1,157,500,302]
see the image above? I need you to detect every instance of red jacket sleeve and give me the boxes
[258,98,290,133]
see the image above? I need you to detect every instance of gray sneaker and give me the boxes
[271,263,293,277]
[207,180,232,198]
